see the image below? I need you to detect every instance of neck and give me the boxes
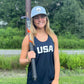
[36,28,45,34]
[35,28,47,37]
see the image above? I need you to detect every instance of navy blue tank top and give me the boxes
[27,35,55,84]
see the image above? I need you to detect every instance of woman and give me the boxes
[19,6,60,84]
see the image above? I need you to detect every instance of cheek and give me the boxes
[33,20,37,26]
[33,20,37,28]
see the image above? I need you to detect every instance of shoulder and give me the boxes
[22,34,29,47]
[52,34,58,44]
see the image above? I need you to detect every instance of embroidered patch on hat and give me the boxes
[36,7,41,12]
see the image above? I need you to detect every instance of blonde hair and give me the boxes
[30,17,55,45]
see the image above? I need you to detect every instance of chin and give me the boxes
[38,27,45,29]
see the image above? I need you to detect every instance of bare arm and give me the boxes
[53,35,60,83]
[19,35,36,66]
[19,35,30,66]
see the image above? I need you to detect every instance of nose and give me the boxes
[38,16,42,21]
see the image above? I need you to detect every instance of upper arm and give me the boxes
[53,35,59,61]
[53,35,59,51]
[20,35,29,59]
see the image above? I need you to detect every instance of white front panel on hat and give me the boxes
[36,8,41,12]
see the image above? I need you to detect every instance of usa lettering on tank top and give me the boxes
[37,45,53,54]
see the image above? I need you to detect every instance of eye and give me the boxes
[34,16,39,19]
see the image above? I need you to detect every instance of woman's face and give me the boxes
[33,14,47,29]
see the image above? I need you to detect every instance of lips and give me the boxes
[38,22,44,25]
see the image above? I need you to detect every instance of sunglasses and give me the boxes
[33,14,46,19]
